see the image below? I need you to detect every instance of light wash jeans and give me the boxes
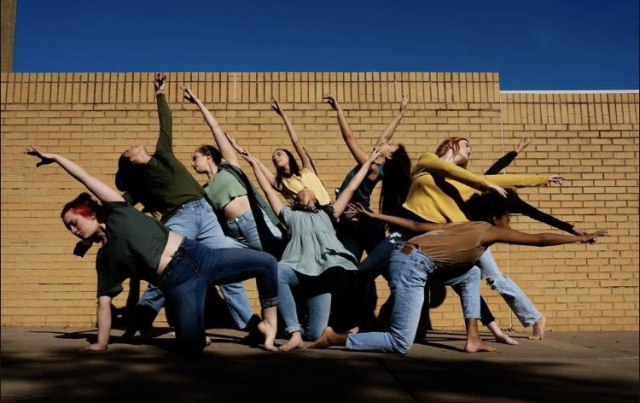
[156,238,278,355]
[225,208,282,251]
[133,198,254,331]
[277,263,332,340]
[346,244,481,354]
[476,248,541,327]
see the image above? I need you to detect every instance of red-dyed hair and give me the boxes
[61,192,110,223]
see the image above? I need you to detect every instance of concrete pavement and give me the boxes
[1,327,638,403]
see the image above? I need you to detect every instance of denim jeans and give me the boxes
[225,208,283,251]
[357,232,409,315]
[133,198,254,331]
[476,248,541,327]
[277,263,332,340]
[156,238,278,354]
[346,244,480,354]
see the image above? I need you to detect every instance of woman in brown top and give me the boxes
[310,193,606,354]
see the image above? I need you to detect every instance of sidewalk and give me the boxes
[1,327,638,403]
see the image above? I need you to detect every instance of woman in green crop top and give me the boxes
[181,85,284,257]
[25,146,280,355]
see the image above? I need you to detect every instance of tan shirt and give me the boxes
[408,221,491,270]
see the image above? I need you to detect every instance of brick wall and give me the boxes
[1,72,638,332]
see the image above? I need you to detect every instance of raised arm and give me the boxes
[324,93,408,167]
[355,204,446,233]
[485,137,533,175]
[376,94,409,145]
[332,148,381,217]
[271,97,315,172]
[181,84,240,166]
[323,93,369,165]
[483,226,607,248]
[154,73,174,154]
[241,151,284,216]
[25,146,124,203]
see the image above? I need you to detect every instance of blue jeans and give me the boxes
[477,248,541,327]
[156,238,278,354]
[277,263,332,340]
[225,208,283,251]
[133,198,254,331]
[346,244,481,354]
[357,232,409,315]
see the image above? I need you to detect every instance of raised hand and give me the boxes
[548,174,565,186]
[399,94,409,112]
[271,97,283,115]
[24,146,56,167]
[180,84,197,103]
[515,137,533,154]
[224,132,247,156]
[323,93,339,110]
[154,73,167,93]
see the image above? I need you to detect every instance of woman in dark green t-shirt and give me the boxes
[25,146,279,355]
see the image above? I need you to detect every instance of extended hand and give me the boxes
[24,146,55,167]
[323,93,338,110]
[400,94,409,112]
[180,84,196,103]
[515,137,533,153]
[549,175,565,186]
[271,97,283,115]
[154,73,167,92]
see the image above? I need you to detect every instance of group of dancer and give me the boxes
[25,74,606,356]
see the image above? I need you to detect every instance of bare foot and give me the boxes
[464,337,498,353]
[494,332,519,345]
[529,315,547,340]
[308,327,348,349]
[279,332,304,352]
[257,320,279,352]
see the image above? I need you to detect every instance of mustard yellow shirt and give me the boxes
[280,167,332,206]
[403,152,549,223]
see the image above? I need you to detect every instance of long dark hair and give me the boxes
[274,148,301,183]
[379,144,412,217]
[61,192,112,223]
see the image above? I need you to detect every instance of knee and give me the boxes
[389,333,413,355]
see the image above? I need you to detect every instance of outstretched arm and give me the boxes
[181,84,240,166]
[486,137,533,175]
[154,73,174,154]
[241,151,284,216]
[323,93,369,166]
[376,94,409,145]
[354,204,446,233]
[271,97,315,172]
[483,226,607,248]
[79,296,112,351]
[332,148,381,217]
[25,146,124,203]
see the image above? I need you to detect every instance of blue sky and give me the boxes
[13,0,639,90]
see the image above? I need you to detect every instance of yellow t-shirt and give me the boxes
[280,167,332,206]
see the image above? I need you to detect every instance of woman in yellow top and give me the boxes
[403,137,565,340]
[249,97,332,206]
